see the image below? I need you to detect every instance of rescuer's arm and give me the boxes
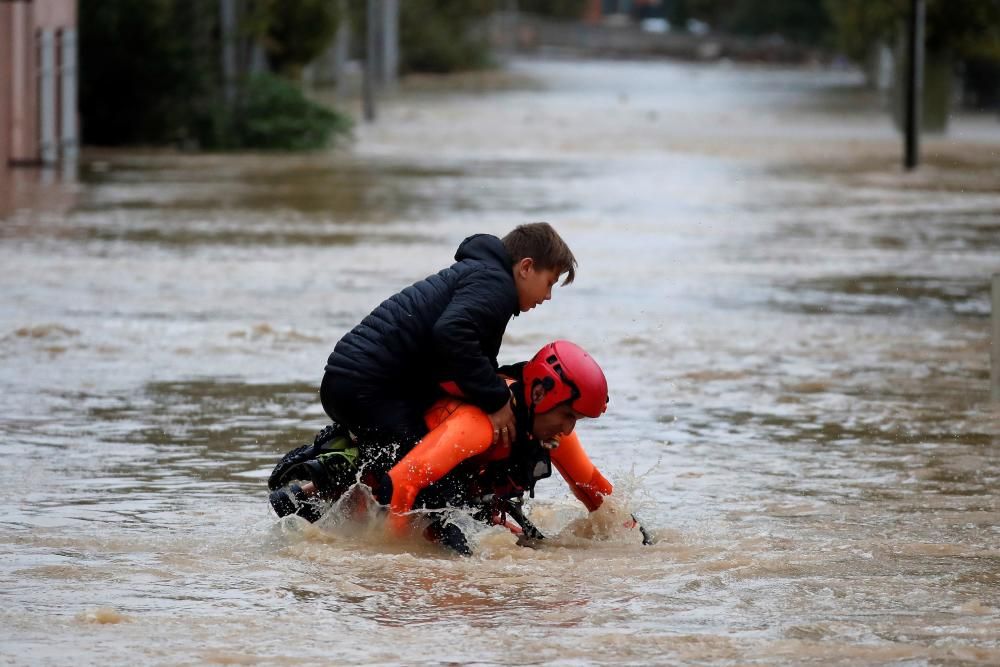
[385,404,494,534]
[549,431,613,512]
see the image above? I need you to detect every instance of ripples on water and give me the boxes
[2,59,999,665]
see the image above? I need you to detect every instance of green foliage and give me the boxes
[245,0,342,79]
[922,0,1000,57]
[825,0,1000,60]
[343,0,503,74]
[686,0,1000,61]
[78,0,216,145]
[664,0,694,26]
[222,73,352,150]
[826,0,1000,111]
[823,0,899,63]
[397,0,496,73]
[78,0,350,150]
[686,0,832,45]
[518,0,590,20]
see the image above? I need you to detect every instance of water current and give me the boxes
[2,58,999,665]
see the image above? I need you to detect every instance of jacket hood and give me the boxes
[455,234,512,270]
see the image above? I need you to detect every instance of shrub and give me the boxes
[213,73,353,150]
[397,0,495,74]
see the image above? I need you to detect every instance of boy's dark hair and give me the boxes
[501,222,576,285]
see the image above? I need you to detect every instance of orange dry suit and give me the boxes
[379,369,613,541]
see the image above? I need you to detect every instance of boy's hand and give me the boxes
[488,400,516,447]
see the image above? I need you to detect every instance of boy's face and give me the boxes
[531,403,583,441]
[514,258,561,312]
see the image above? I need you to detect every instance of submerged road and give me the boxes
[1,58,999,665]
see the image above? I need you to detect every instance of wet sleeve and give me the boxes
[550,432,613,512]
[386,404,495,534]
[432,272,513,414]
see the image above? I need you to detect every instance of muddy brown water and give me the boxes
[2,58,999,665]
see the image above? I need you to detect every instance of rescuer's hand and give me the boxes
[488,399,515,447]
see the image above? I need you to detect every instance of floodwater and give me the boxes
[2,58,999,665]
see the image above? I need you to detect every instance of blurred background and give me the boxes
[2,1,1000,665]
[3,0,1000,164]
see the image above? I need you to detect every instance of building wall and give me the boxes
[34,0,76,28]
[0,6,10,167]
[5,1,38,163]
[1,0,76,166]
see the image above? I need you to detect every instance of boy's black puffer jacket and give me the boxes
[325,234,519,414]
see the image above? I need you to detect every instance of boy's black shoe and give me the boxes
[267,422,360,523]
[268,422,356,491]
[301,452,357,501]
[269,483,322,523]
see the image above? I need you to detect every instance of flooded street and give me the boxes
[2,58,1000,665]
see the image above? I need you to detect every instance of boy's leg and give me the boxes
[384,402,494,535]
[353,403,428,476]
[320,371,428,476]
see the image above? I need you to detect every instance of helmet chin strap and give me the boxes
[527,400,560,450]
[525,402,537,441]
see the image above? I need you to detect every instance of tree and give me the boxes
[825,0,1000,61]
[78,0,351,149]
[245,0,342,80]
[685,0,831,45]
[826,0,1000,115]
[398,0,497,73]
[79,0,216,145]
[518,0,590,20]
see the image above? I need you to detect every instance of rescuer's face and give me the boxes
[531,403,582,442]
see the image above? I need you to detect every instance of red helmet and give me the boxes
[523,341,608,418]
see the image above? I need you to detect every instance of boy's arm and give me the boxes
[550,431,613,512]
[432,272,515,414]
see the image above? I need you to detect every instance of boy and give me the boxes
[321,222,576,476]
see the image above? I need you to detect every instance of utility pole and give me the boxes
[334,0,351,99]
[220,0,238,109]
[506,0,519,54]
[363,0,380,122]
[362,0,400,121]
[59,27,78,165]
[381,0,399,88]
[992,274,1000,401]
[903,0,925,170]
[38,29,57,165]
